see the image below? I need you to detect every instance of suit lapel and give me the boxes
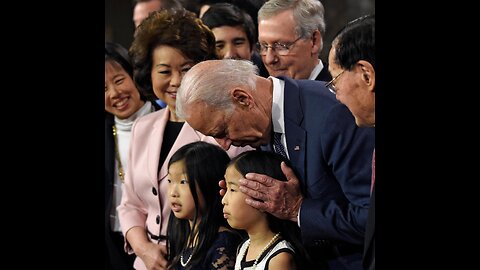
[280,77,306,185]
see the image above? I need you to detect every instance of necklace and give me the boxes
[240,232,281,270]
[180,250,193,267]
[112,125,125,183]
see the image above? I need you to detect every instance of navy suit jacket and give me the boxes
[279,76,375,269]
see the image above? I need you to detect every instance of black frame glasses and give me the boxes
[325,70,345,94]
[256,36,303,56]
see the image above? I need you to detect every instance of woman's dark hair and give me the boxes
[129,8,217,102]
[229,150,311,269]
[332,14,375,71]
[105,42,134,78]
[166,141,232,269]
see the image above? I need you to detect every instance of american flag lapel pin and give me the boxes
[294,145,300,151]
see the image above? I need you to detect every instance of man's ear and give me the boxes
[232,88,252,107]
[358,60,375,91]
[311,29,322,55]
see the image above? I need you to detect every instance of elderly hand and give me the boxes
[239,162,303,222]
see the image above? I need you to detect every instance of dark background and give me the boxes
[105,0,375,63]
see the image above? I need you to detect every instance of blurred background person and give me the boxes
[105,41,161,270]
[133,0,182,27]
[198,0,265,32]
[106,0,374,60]
[201,2,268,77]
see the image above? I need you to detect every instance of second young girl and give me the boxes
[222,150,310,270]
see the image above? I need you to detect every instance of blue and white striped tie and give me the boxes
[273,132,288,159]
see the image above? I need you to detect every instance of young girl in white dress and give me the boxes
[222,151,310,270]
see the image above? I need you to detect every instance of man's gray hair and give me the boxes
[176,59,259,118]
[258,0,325,51]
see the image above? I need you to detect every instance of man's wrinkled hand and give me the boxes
[239,162,303,222]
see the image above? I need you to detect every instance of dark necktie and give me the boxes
[273,132,288,159]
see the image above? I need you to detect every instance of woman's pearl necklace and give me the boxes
[180,250,193,267]
[241,232,281,270]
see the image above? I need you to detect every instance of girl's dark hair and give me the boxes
[229,150,311,269]
[129,8,217,102]
[166,141,232,269]
[104,42,160,112]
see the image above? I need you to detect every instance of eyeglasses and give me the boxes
[325,70,346,94]
[256,36,302,56]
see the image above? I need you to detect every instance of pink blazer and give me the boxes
[117,108,251,269]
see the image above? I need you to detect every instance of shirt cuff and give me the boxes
[297,205,301,227]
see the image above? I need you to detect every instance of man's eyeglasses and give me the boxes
[256,36,302,56]
[325,70,345,94]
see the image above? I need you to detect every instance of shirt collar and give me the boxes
[269,76,285,134]
[308,59,324,80]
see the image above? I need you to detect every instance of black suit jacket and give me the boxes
[315,61,333,82]
[105,113,136,270]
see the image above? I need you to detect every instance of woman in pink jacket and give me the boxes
[117,9,251,270]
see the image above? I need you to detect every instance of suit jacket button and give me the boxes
[156,215,160,224]
[152,187,157,196]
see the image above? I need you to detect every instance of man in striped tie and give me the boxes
[176,58,374,270]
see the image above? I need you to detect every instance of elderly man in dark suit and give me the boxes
[176,59,374,270]
[327,14,376,270]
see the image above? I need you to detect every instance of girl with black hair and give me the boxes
[222,151,311,270]
[166,141,243,270]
